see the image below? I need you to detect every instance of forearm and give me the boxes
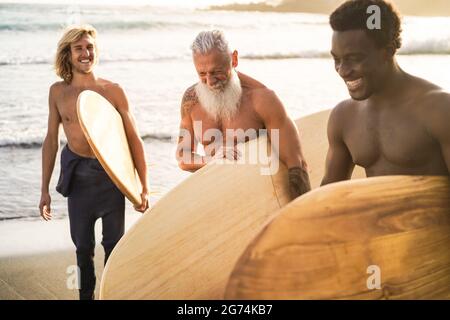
[288,166,311,199]
[275,123,311,198]
[130,138,149,191]
[278,144,312,198]
[270,118,306,168]
[320,150,355,186]
[41,136,59,193]
[178,151,208,172]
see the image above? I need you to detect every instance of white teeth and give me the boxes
[346,78,363,90]
[80,59,90,63]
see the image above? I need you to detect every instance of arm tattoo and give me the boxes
[288,166,311,200]
[181,85,198,118]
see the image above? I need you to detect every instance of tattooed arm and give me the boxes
[176,86,208,172]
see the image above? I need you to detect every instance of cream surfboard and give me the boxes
[225,175,450,300]
[77,90,142,206]
[99,109,365,299]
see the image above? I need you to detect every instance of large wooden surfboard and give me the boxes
[77,90,142,206]
[99,109,365,299]
[225,176,450,300]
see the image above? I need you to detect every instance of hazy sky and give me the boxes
[0,0,279,8]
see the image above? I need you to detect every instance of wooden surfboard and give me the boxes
[77,90,142,206]
[225,175,450,300]
[99,109,365,299]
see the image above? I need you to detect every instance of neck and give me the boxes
[70,71,97,88]
[369,58,407,103]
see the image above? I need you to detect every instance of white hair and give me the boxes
[191,30,231,56]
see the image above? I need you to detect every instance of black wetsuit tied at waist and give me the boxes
[56,145,125,300]
[56,144,86,197]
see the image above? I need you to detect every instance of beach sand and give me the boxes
[0,215,141,300]
[0,109,335,300]
[0,249,101,300]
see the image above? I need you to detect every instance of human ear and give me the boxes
[232,50,238,68]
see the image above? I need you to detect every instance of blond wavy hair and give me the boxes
[54,25,98,83]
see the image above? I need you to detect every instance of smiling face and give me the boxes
[193,48,237,92]
[331,29,389,101]
[70,34,97,75]
[193,48,242,121]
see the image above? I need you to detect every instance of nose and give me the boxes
[206,74,217,87]
[337,61,352,79]
[81,48,90,58]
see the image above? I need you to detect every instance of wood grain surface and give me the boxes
[225,176,450,300]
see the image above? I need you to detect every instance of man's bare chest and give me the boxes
[191,104,264,145]
[56,87,114,124]
[344,111,438,168]
[56,91,80,124]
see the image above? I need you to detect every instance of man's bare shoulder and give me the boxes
[420,88,450,123]
[98,79,128,107]
[48,81,70,110]
[416,73,449,103]
[250,85,275,100]
[330,99,358,122]
[238,72,266,91]
[409,73,442,93]
[240,72,275,105]
[49,81,67,96]
[181,84,198,116]
[99,78,123,94]
[406,73,445,104]
[249,84,285,119]
[410,72,449,112]
[328,99,359,135]
[415,88,450,146]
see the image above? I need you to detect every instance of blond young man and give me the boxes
[39,25,149,300]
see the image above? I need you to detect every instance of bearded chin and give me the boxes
[195,70,242,122]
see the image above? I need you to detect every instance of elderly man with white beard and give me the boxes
[176,30,311,200]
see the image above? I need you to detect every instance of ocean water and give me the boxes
[0,2,450,221]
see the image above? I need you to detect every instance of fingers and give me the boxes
[135,203,147,213]
[225,148,241,161]
[134,192,150,213]
[39,193,52,221]
[233,148,242,160]
[213,147,225,160]
[215,146,241,161]
[41,204,52,221]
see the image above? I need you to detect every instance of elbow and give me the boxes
[178,160,188,171]
[176,148,193,172]
[42,134,59,152]
[177,160,196,172]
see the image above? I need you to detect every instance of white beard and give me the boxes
[195,69,242,122]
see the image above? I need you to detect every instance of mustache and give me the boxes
[195,70,242,121]
[209,81,227,92]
